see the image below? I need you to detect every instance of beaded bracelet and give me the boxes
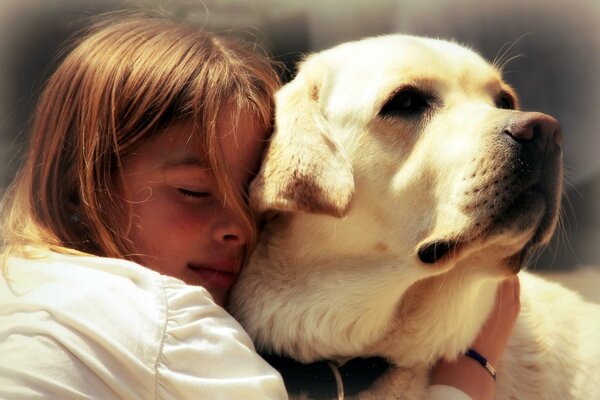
[465,348,497,381]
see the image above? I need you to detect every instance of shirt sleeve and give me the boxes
[156,276,288,400]
[429,385,473,400]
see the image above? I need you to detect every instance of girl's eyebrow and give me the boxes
[162,157,209,172]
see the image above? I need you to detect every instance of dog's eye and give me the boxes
[380,89,430,117]
[496,93,515,110]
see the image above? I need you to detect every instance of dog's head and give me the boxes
[253,34,562,271]
[230,35,562,363]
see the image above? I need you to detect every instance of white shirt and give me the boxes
[0,249,471,399]
[0,250,287,399]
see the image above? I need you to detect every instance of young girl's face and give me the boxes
[117,106,266,306]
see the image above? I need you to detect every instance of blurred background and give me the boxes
[1,0,599,281]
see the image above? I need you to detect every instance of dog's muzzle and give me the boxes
[492,111,563,242]
[418,111,563,266]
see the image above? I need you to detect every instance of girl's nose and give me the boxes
[212,211,248,246]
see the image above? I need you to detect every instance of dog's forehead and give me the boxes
[317,35,504,112]
[323,35,496,79]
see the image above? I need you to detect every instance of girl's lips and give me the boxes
[188,262,238,290]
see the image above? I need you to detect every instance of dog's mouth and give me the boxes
[417,240,460,264]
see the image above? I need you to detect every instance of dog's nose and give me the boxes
[503,112,562,149]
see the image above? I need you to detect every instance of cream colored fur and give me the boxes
[229,35,600,399]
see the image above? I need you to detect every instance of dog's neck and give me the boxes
[366,266,498,366]
[231,213,501,366]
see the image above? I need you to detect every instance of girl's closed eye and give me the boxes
[178,188,212,199]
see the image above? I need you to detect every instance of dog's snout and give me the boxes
[503,112,562,148]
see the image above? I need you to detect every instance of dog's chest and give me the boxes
[261,353,391,400]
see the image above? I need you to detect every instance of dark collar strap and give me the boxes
[261,353,391,399]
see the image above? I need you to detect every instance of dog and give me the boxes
[228,35,600,399]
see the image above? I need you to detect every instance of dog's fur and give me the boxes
[229,35,600,399]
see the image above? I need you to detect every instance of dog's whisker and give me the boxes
[492,41,510,69]
[553,186,578,267]
[492,33,531,72]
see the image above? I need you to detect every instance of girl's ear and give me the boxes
[249,56,355,218]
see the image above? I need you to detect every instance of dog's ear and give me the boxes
[250,56,355,218]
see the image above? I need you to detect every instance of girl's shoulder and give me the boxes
[2,250,184,348]
[1,248,250,352]
[4,249,176,310]
[2,249,220,329]
[0,250,286,399]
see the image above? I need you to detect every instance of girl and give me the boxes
[0,14,286,399]
[0,13,518,400]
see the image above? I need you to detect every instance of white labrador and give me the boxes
[229,35,600,399]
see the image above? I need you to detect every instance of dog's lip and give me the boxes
[417,239,462,264]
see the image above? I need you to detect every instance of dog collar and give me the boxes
[261,353,391,400]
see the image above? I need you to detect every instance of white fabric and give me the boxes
[429,384,473,400]
[0,250,288,399]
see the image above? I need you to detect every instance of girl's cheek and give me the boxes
[176,199,218,225]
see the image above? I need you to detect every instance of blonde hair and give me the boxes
[0,14,280,263]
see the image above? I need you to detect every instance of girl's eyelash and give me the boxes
[178,188,211,198]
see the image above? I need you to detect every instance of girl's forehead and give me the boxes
[133,122,203,164]
[126,110,267,183]
[216,108,268,182]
